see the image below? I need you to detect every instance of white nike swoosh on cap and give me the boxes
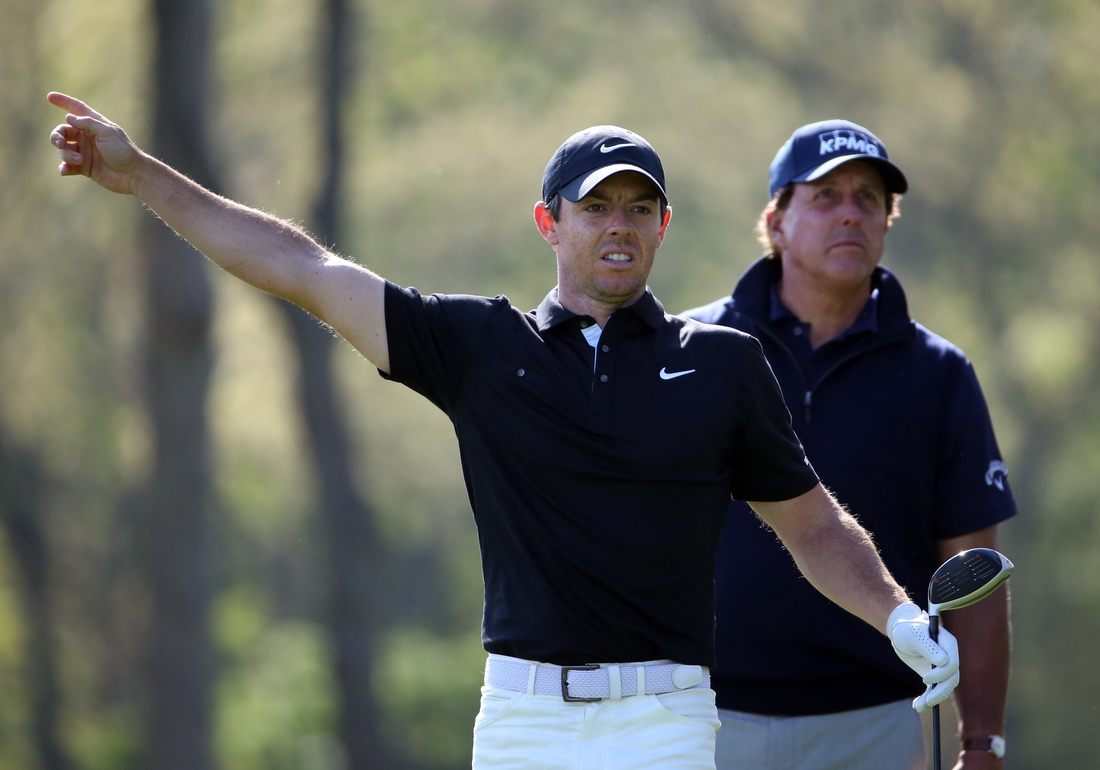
[600,142,636,153]
[659,367,696,380]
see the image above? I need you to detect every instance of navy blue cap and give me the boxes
[769,120,908,198]
[542,126,667,203]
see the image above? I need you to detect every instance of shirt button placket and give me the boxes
[590,336,613,426]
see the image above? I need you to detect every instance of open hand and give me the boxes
[47,92,141,195]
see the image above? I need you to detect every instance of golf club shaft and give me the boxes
[926,548,1013,769]
[930,613,941,770]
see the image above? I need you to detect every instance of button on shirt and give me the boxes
[382,281,819,667]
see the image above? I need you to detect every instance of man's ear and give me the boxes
[654,205,672,247]
[534,201,559,246]
[767,208,787,252]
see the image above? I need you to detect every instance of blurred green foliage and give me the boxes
[214,616,339,770]
[375,627,485,767]
[2,0,1100,767]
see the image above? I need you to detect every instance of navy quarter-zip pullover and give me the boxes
[683,257,1017,715]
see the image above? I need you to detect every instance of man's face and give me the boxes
[770,161,889,291]
[536,172,670,315]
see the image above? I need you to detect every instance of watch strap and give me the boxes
[962,735,1005,759]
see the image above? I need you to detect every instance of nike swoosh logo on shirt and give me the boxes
[659,367,696,380]
[600,142,636,153]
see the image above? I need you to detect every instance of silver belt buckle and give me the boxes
[560,664,601,702]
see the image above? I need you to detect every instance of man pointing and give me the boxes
[50,94,959,769]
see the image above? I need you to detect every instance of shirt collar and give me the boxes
[768,282,880,339]
[733,257,916,327]
[534,287,666,332]
[768,283,797,323]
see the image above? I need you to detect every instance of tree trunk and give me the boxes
[0,435,70,770]
[279,0,389,765]
[0,2,70,765]
[280,304,388,770]
[140,0,219,767]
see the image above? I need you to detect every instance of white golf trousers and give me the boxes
[472,660,720,770]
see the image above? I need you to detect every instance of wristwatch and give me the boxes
[962,735,1006,760]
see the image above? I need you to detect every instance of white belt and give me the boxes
[484,654,709,702]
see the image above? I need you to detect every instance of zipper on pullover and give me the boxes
[732,311,903,424]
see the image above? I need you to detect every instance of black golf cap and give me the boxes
[542,125,667,203]
[769,119,908,198]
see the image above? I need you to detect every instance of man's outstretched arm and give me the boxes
[751,484,907,629]
[751,483,961,711]
[48,92,390,372]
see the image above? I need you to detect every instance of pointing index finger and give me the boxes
[47,91,106,121]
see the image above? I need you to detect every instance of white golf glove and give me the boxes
[886,602,961,712]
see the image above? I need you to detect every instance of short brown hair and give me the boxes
[755,184,902,258]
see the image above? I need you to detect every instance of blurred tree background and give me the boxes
[1,0,1098,767]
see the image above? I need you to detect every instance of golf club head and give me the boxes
[928,547,1013,616]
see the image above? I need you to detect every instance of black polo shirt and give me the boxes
[383,281,819,667]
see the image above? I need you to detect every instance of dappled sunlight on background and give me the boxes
[2,0,1100,767]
